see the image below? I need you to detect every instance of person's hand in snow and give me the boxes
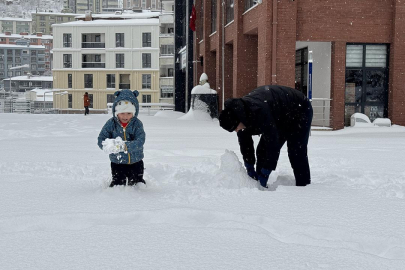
[102,137,126,154]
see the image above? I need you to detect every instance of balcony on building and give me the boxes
[159,44,174,66]
[119,74,130,89]
[81,33,105,49]
[82,54,105,68]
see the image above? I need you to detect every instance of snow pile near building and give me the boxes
[178,107,213,121]
[154,110,185,119]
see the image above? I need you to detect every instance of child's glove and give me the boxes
[102,137,126,154]
[257,168,271,189]
[244,162,258,180]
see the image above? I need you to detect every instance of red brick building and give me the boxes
[193,0,405,129]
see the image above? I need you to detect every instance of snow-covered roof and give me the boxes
[0,44,45,49]
[74,11,160,20]
[29,88,54,101]
[53,18,159,28]
[4,76,53,81]
[0,17,31,22]
[0,33,53,40]
[191,85,217,94]
[31,12,79,16]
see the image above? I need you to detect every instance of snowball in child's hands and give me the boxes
[102,137,126,154]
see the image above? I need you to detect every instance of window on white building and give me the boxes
[107,74,116,88]
[142,33,151,47]
[116,54,124,68]
[142,53,151,68]
[142,74,151,89]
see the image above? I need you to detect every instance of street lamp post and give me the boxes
[43,90,54,110]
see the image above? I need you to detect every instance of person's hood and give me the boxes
[112,89,140,118]
[223,98,248,127]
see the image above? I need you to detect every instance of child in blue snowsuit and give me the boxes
[98,90,146,187]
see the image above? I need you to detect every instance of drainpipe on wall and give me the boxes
[185,0,189,112]
[271,0,277,85]
[221,0,225,109]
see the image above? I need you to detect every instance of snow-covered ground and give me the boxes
[0,112,404,269]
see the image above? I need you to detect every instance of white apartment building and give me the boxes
[158,0,174,104]
[52,18,160,111]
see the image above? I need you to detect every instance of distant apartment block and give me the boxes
[3,74,53,92]
[0,39,46,88]
[64,0,122,14]
[0,32,53,74]
[123,0,166,11]
[0,17,32,34]
[31,11,78,35]
[52,17,160,110]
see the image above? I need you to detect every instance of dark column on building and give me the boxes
[330,41,346,130]
[174,0,194,113]
[389,0,405,126]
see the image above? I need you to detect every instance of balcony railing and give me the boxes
[81,42,105,48]
[119,83,130,89]
[82,62,105,68]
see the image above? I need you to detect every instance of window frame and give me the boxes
[142,74,151,89]
[116,53,125,68]
[84,74,93,88]
[106,74,116,88]
[142,53,151,68]
[142,32,151,47]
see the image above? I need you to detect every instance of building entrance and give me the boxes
[344,44,389,125]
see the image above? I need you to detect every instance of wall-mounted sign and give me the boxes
[181,50,187,70]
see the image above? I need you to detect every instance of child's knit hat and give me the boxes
[114,100,135,117]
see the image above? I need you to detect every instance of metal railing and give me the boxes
[82,62,106,68]
[310,98,332,128]
[139,103,174,116]
[119,83,130,89]
[81,42,105,48]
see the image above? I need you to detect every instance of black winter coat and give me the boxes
[225,85,312,171]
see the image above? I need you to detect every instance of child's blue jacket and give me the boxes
[97,90,145,164]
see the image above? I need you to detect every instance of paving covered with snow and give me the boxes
[0,112,404,269]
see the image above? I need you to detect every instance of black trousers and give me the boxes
[280,105,313,186]
[84,106,89,115]
[110,160,145,187]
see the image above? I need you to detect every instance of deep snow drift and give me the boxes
[0,112,404,269]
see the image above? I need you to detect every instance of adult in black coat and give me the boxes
[219,85,313,189]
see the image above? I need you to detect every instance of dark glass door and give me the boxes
[345,44,388,125]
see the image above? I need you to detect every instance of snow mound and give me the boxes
[142,150,257,191]
[178,108,213,121]
[154,110,185,119]
[216,150,258,189]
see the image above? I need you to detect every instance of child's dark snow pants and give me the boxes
[110,160,145,187]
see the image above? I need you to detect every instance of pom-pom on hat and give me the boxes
[114,100,135,117]
[219,109,239,132]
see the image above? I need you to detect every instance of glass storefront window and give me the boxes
[365,70,386,102]
[345,70,362,103]
[345,44,388,125]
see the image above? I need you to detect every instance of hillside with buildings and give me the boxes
[0,0,64,18]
